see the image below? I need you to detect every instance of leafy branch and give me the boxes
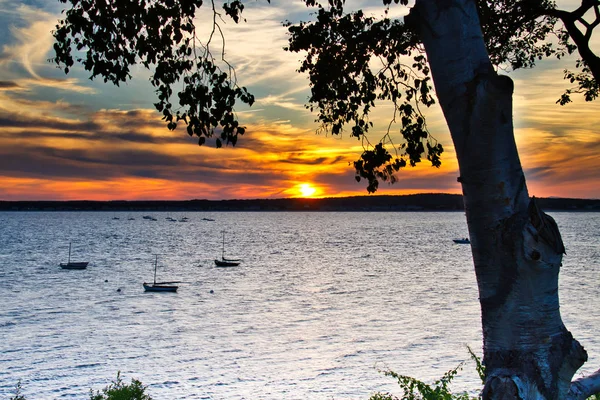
[286,0,442,193]
[51,0,267,148]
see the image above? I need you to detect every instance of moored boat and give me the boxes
[214,231,241,267]
[453,238,470,244]
[143,282,178,292]
[143,255,179,292]
[60,242,89,270]
[60,261,89,270]
[214,258,240,267]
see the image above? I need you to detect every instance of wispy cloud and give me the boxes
[258,94,309,113]
[0,4,95,94]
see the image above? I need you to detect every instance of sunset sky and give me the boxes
[0,0,598,200]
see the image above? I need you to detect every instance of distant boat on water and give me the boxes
[60,242,89,270]
[143,255,179,292]
[215,231,241,267]
[215,258,240,267]
[453,238,470,244]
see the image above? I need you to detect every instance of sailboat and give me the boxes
[143,255,179,292]
[214,231,241,267]
[60,242,89,270]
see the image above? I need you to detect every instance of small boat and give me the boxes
[215,258,240,267]
[215,231,241,267]
[179,217,189,222]
[60,242,89,270]
[202,218,215,222]
[453,238,470,244]
[143,255,179,292]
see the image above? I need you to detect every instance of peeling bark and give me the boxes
[410,0,588,398]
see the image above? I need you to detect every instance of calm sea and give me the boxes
[0,211,598,399]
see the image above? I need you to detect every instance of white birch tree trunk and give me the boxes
[408,0,590,399]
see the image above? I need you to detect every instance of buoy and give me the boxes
[209,290,214,294]
[117,288,121,292]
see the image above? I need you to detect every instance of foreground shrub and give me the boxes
[369,362,474,400]
[369,347,484,400]
[89,372,152,400]
[10,380,25,400]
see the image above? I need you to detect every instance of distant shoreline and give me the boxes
[1,194,599,212]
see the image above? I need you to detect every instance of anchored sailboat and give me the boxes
[214,231,241,267]
[143,255,179,292]
[60,242,89,270]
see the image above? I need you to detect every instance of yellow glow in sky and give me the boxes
[298,183,317,198]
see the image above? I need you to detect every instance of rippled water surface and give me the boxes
[1,211,598,399]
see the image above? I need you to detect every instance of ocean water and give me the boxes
[0,211,598,399]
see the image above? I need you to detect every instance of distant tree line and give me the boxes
[1,195,598,212]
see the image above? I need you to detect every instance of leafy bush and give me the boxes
[89,372,152,400]
[369,362,474,400]
[10,380,26,400]
[370,347,484,400]
[9,373,151,400]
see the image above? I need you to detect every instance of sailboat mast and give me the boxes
[222,231,225,259]
[153,255,158,284]
[68,242,72,264]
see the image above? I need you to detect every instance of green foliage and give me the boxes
[370,393,397,400]
[370,363,473,400]
[10,380,26,400]
[370,347,484,400]
[89,372,152,400]
[466,346,485,385]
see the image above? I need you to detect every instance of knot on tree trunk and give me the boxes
[522,197,566,271]
[483,373,542,400]
[528,197,566,255]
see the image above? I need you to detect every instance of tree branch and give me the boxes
[568,369,600,400]
[571,0,599,20]
[547,5,600,83]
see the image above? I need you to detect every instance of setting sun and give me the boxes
[298,183,317,198]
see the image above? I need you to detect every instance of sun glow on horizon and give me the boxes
[298,183,317,198]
